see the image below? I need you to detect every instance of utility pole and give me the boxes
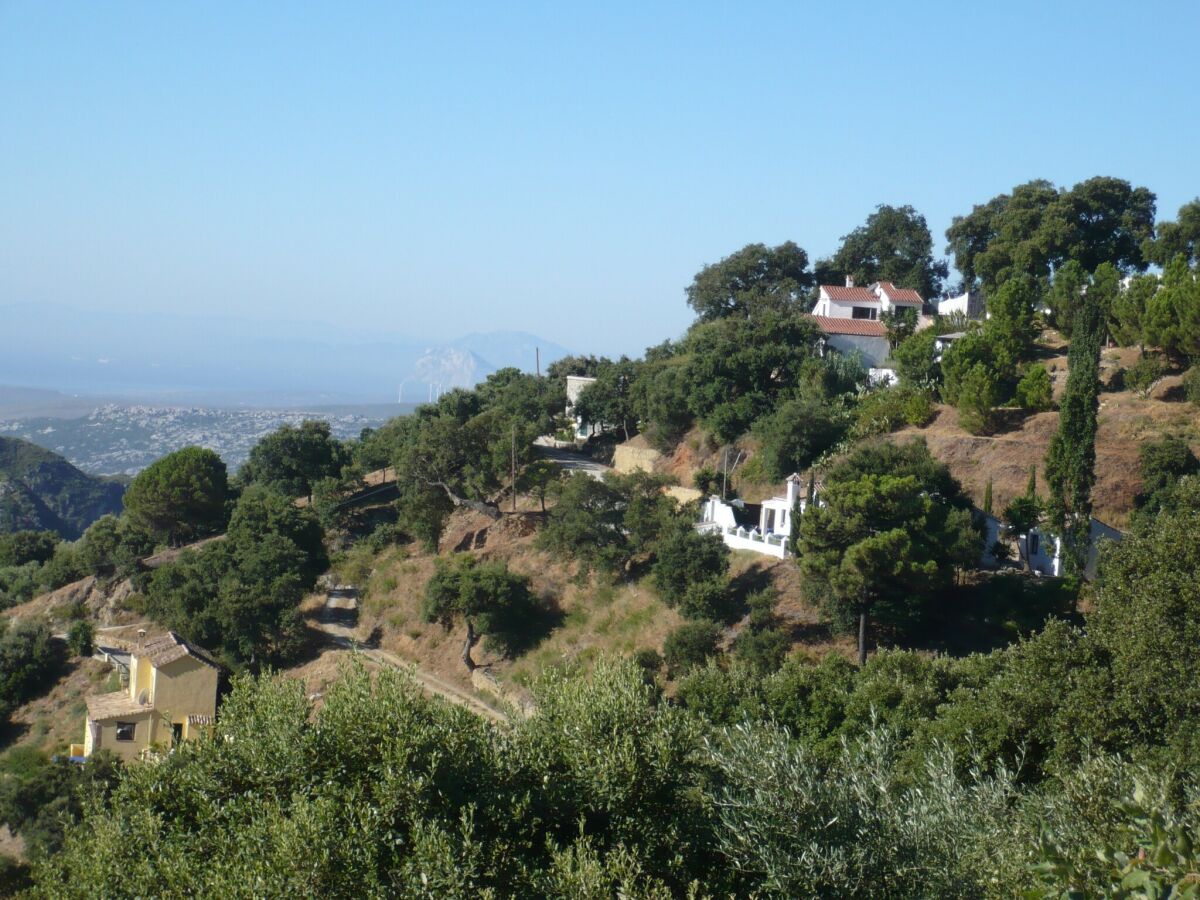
[722,450,743,500]
[535,347,541,377]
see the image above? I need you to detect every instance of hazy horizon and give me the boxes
[5,2,1200,363]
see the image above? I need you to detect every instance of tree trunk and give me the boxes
[427,480,502,520]
[857,610,868,667]
[461,620,480,672]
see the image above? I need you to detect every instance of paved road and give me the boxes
[534,445,610,480]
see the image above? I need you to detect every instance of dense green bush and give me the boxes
[1014,363,1053,410]
[650,523,728,606]
[662,621,721,677]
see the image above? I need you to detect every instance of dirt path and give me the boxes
[317,588,507,724]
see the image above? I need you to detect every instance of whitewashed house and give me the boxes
[565,375,597,440]
[980,512,1123,579]
[811,278,926,319]
[808,278,927,383]
[938,290,986,319]
[698,474,805,559]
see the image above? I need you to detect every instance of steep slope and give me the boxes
[0,436,125,538]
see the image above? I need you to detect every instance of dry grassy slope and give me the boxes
[641,341,1197,531]
[315,499,843,696]
[894,346,1199,529]
[2,658,114,757]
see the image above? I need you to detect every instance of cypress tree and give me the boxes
[982,478,993,516]
[1044,298,1103,573]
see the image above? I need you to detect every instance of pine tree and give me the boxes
[1044,299,1103,573]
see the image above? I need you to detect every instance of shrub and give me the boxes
[752,395,848,482]
[662,622,721,677]
[650,524,728,606]
[678,578,738,623]
[852,385,934,438]
[956,364,1005,434]
[732,626,789,675]
[66,621,94,658]
[1183,365,1200,407]
[1125,354,1167,398]
[1014,364,1053,410]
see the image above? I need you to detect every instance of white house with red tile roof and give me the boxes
[807,314,893,377]
[811,277,925,320]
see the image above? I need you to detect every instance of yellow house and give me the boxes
[72,632,219,762]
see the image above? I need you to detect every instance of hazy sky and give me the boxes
[3,1,1199,357]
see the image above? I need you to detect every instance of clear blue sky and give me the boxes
[3,1,1198,357]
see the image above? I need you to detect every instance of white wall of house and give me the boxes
[699,476,803,559]
[981,512,1123,579]
[565,375,597,439]
[826,333,890,367]
[938,291,986,318]
[813,295,879,319]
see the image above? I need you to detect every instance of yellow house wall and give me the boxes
[86,714,153,763]
[151,657,218,729]
[130,653,153,704]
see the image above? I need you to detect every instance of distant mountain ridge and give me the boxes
[0,304,572,405]
[0,436,125,538]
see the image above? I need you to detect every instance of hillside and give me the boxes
[0,436,125,538]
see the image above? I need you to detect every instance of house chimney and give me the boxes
[785,473,802,509]
[845,275,854,288]
[136,628,146,650]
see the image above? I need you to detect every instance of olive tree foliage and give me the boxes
[816,204,949,300]
[706,722,1017,897]
[684,241,814,322]
[31,659,717,898]
[122,446,229,546]
[422,553,540,666]
[237,420,350,500]
[144,486,327,669]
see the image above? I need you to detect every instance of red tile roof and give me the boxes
[874,281,924,305]
[808,315,888,337]
[820,285,880,303]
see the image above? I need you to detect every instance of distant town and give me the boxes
[0,404,394,476]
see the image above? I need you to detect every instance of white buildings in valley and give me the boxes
[698,474,806,559]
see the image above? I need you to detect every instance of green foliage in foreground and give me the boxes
[27,657,1200,899]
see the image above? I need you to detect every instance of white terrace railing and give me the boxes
[696,522,789,559]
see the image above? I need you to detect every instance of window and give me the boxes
[115,721,136,742]
[1029,533,1040,556]
[851,306,877,320]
